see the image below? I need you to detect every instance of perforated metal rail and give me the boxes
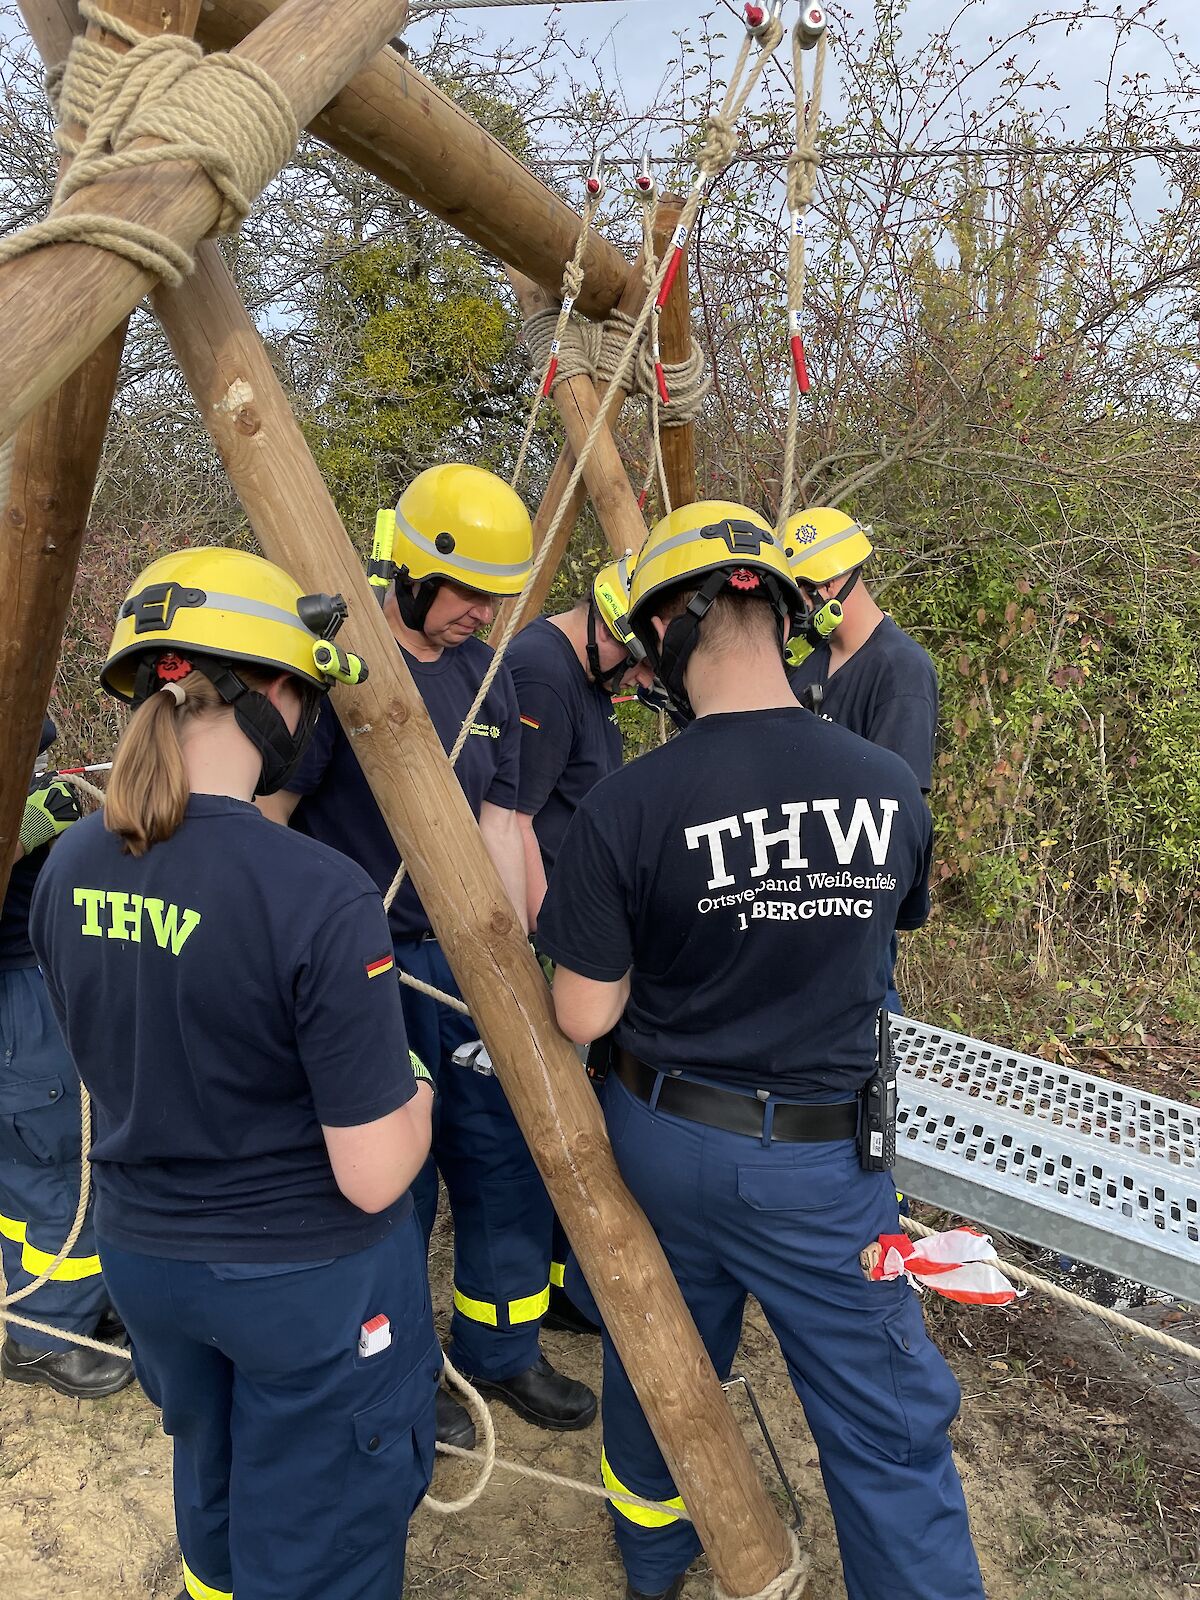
[892,1018,1200,1304]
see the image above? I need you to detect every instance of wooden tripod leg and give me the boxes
[0,0,203,903]
[151,241,795,1598]
[653,194,699,509]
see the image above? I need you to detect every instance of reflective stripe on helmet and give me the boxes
[396,509,533,583]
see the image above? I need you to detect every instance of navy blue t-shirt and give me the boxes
[538,707,932,1100]
[506,617,623,875]
[788,616,939,791]
[29,796,417,1261]
[0,853,46,971]
[289,635,521,943]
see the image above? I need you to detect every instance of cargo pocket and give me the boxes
[0,1075,68,1166]
[335,1341,442,1549]
[736,1141,860,1214]
[881,1294,962,1465]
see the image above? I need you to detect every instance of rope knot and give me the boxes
[699,113,740,174]
[0,0,298,288]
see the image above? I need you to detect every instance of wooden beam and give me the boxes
[0,0,411,447]
[193,0,630,321]
[0,0,202,904]
[653,194,698,509]
[493,256,652,639]
[505,269,647,561]
[151,240,795,1600]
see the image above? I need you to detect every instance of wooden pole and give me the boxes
[0,0,202,905]
[193,0,630,320]
[0,0,411,448]
[505,269,647,561]
[150,242,795,1600]
[653,194,699,509]
[493,256,652,639]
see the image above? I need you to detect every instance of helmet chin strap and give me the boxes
[651,571,796,724]
[586,601,630,692]
[394,573,441,634]
[131,655,322,797]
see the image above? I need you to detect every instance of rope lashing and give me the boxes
[777,9,828,533]
[507,166,605,491]
[714,1530,809,1600]
[1,0,297,289]
[520,308,710,429]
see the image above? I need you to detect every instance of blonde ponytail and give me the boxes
[105,671,224,856]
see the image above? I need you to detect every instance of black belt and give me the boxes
[615,1051,858,1144]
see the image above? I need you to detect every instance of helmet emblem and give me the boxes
[700,518,771,556]
[122,582,206,635]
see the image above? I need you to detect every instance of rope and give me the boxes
[0,433,14,509]
[0,1,297,289]
[508,190,602,489]
[519,305,709,429]
[715,1530,809,1600]
[776,25,827,535]
[898,1216,1199,1362]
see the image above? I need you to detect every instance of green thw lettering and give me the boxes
[73,888,106,938]
[106,891,144,941]
[143,898,202,956]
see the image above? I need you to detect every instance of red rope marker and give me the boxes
[790,334,810,393]
[655,221,689,308]
[637,487,648,511]
[744,3,764,26]
[541,354,559,396]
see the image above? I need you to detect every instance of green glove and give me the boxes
[20,776,81,855]
[410,1051,435,1095]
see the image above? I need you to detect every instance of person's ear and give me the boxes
[651,613,668,644]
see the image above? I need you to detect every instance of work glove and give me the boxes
[20,776,81,856]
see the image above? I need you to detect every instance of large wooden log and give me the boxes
[193,0,630,320]
[0,0,410,447]
[492,257,651,639]
[151,239,795,1599]
[654,195,699,509]
[0,0,202,904]
[505,268,647,563]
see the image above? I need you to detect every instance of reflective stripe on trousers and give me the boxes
[601,1449,686,1528]
[182,1557,234,1600]
[452,1284,550,1329]
[0,1211,101,1280]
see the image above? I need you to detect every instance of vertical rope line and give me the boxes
[509,191,601,490]
[777,27,827,533]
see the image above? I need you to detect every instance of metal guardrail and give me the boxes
[892,1017,1200,1304]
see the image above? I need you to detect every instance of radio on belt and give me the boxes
[358,1314,392,1357]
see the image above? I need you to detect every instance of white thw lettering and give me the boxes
[684,815,742,890]
[810,797,899,866]
[744,803,808,877]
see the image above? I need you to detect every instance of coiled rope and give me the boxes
[0,1,297,288]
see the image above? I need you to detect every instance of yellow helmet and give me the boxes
[781,507,874,586]
[371,465,533,630]
[592,553,643,660]
[628,501,801,720]
[102,547,367,702]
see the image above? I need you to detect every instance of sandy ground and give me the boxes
[3,1207,1198,1600]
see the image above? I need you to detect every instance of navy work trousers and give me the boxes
[101,1214,439,1600]
[568,1075,984,1600]
[0,966,107,1350]
[395,937,552,1381]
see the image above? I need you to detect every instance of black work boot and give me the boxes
[468,1351,596,1431]
[1,1336,134,1399]
[436,1387,477,1450]
[543,1284,601,1336]
[626,1579,686,1600]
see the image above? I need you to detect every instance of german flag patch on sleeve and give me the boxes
[519,715,540,730]
[365,954,394,980]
